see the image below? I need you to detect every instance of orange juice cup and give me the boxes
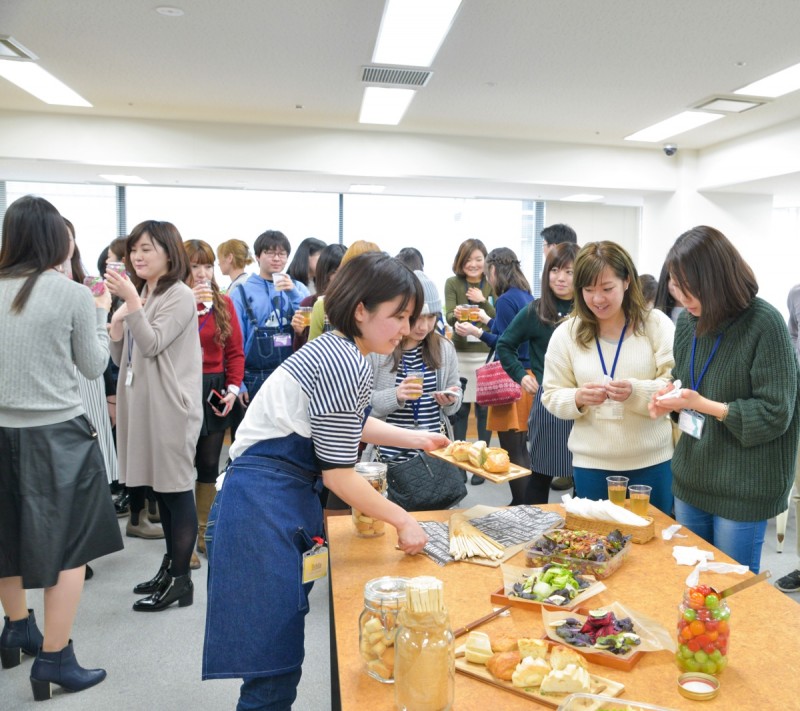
[405,371,424,400]
[298,306,313,327]
[606,476,629,506]
[457,304,471,322]
[468,304,481,321]
[628,484,652,516]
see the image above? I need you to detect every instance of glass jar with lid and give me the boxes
[675,584,731,676]
[359,576,409,683]
[352,462,388,537]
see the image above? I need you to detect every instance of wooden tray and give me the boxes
[455,656,624,708]
[542,607,645,671]
[429,448,531,483]
[564,511,655,544]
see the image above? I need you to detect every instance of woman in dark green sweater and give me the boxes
[497,243,578,503]
[649,226,799,573]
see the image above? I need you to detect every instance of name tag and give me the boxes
[125,370,133,387]
[302,544,328,583]
[466,334,481,343]
[595,400,624,420]
[679,409,705,439]
[272,333,292,347]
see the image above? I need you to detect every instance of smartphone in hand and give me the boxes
[207,388,226,411]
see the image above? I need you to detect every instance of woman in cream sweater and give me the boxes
[542,241,675,513]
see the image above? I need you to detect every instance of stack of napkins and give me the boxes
[561,494,650,526]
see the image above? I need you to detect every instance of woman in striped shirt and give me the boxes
[202,253,448,710]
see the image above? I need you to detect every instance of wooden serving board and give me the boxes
[455,656,624,708]
[429,448,531,483]
[491,586,586,612]
[542,608,645,672]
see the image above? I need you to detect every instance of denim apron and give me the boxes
[202,433,324,679]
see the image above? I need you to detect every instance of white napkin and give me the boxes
[561,494,650,526]
[672,545,714,566]
[685,560,749,587]
[662,524,687,541]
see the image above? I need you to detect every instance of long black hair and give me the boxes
[534,242,578,326]
[0,195,71,313]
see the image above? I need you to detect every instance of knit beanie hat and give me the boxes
[414,270,442,315]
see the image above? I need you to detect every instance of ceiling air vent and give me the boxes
[0,35,37,61]
[361,65,432,88]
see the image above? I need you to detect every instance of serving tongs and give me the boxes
[713,570,771,599]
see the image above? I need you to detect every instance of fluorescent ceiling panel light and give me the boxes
[624,111,722,142]
[734,61,800,98]
[561,194,604,202]
[359,86,415,125]
[98,174,149,185]
[0,35,37,60]
[350,184,386,193]
[695,97,762,113]
[373,0,462,67]
[0,61,90,107]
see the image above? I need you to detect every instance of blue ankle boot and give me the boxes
[1,609,43,669]
[29,640,106,701]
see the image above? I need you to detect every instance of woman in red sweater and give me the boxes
[183,240,244,568]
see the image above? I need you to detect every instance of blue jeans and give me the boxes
[573,460,673,515]
[673,497,767,574]
[237,670,303,711]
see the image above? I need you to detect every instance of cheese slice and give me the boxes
[511,655,551,688]
[539,663,591,695]
[465,631,494,665]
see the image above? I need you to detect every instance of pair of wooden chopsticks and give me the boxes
[452,604,512,639]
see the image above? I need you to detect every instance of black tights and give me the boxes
[525,472,553,505]
[195,431,226,484]
[499,430,531,505]
[153,490,197,578]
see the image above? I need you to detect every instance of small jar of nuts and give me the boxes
[352,462,388,537]
[359,576,409,683]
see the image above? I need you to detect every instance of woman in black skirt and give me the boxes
[0,196,123,699]
[496,243,579,503]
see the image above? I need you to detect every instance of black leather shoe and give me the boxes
[550,476,574,491]
[84,565,94,581]
[132,573,193,612]
[1,609,43,669]
[114,491,130,518]
[133,554,171,595]
[470,474,485,485]
[29,640,106,700]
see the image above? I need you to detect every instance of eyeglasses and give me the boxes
[263,250,288,259]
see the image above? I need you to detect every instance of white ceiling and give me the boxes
[3,0,800,194]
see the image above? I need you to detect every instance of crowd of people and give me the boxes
[1,194,799,709]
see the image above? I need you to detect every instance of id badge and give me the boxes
[302,539,328,583]
[679,409,705,439]
[272,333,292,347]
[125,369,133,387]
[595,400,624,420]
[466,334,481,343]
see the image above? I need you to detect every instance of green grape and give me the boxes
[683,608,697,622]
[680,644,694,659]
[702,660,718,674]
[684,657,701,672]
[710,649,723,662]
[694,650,709,664]
[704,594,719,610]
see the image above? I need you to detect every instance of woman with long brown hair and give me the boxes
[183,240,244,567]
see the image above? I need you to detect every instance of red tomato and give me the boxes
[703,643,716,654]
[706,630,719,642]
[696,609,712,621]
[705,620,719,632]
[687,639,701,652]
[695,634,711,647]
[717,620,729,635]
[680,626,693,641]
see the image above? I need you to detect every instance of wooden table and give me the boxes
[327,505,800,710]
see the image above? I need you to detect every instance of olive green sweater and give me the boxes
[443,275,495,353]
[671,298,800,522]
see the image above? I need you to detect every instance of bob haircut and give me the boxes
[126,220,190,297]
[253,230,291,258]
[571,241,647,348]
[395,247,424,272]
[667,225,758,336]
[326,253,422,340]
[287,237,327,285]
[451,238,488,277]
[534,242,579,326]
[217,238,254,269]
[341,240,381,266]
[0,195,71,313]
[314,243,347,296]
[485,247,530,297]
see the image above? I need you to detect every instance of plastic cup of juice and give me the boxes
[628,484,652,515]
[607,476,629,506]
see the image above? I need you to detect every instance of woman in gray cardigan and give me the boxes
[363,271,462,469]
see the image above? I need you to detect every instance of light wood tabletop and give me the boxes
[326,504,800,710]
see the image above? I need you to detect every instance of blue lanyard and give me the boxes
[595,321,628,379]
[465,276,485,303]
[198,308,213,334]
[690,332,723,392]
[402,354,425,425]
[264,280,284,331]
[126,328,133,367]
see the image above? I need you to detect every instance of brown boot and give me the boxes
[190,551,201,570]
[195,482,216,557]
[126,508,165,539]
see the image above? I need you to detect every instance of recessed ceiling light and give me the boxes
[0,62,91,106]
[734,61,800,98]
[98,174,150,185]
[373,0,462,67]
[561,194,604,202]
[694,97,763,113]
[0,35,37,61]
[155,6,184,17]
[358,86,415,125]
[624,111,722,142]
[350,184,386,193]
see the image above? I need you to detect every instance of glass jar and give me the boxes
[675,585,731,676]
[352,462,388,537]
[394,579,454,711]
[359,576,409,683]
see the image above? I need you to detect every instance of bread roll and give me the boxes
[451,441,473,462]
[483,447,510,473]
[468,441,487,468]
[517,638,548,660]
[486,650,520,681]
[490,635,519,653]
[549,645,588,671]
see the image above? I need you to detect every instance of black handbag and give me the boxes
[379,449,467,512]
